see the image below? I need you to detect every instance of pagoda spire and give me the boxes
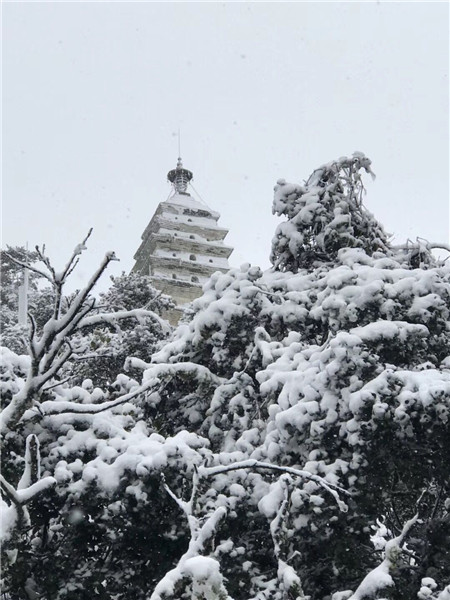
[167,157,193,195]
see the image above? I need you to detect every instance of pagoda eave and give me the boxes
[148,255,229,275]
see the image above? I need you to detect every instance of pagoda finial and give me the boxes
[167,157,193,195]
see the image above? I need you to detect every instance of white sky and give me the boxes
[3,2,449,294]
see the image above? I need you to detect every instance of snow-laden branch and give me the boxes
[423,243,450,252]
[144,362,224,386]
[35,362,223,418]
[0,435,56,542]
[12,477,57,505]
[150,477,232,600]
[1,473,56,540]
[162,467,200,540]
[17,434,40,490]
[58,228,93,283]
[37,377,159,416]
[198,459,349,512]
[269,476,307,599]
[346,513,419,600]
[392,238,450,253]
[78,307,171,335]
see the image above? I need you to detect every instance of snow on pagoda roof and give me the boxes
[164,193,219,219]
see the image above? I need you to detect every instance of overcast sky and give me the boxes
[3,2,449,293]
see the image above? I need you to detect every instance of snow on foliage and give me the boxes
[270,153,388,271]
[1,154,449,600]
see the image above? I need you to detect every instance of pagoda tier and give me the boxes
[133,161,233,311]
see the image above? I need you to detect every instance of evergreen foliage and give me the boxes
[270,153,389,271]
[67,271,175,387]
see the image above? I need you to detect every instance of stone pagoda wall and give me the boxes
[133,189,233,323]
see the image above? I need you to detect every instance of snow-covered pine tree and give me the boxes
[145,152,450,599]
[270,153,389,271]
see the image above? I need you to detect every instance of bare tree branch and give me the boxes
[2,253,53,285]
[59,228,93,282]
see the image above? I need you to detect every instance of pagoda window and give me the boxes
[187,218,192,222]
[172,274,177,279]
[189,235,195,239]
[190,254,196,261]
[191,276,199,283]
[209,259,213,263]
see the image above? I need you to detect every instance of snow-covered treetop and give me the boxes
[271,152,390,272]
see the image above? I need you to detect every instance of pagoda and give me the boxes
[132,158,233,319]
